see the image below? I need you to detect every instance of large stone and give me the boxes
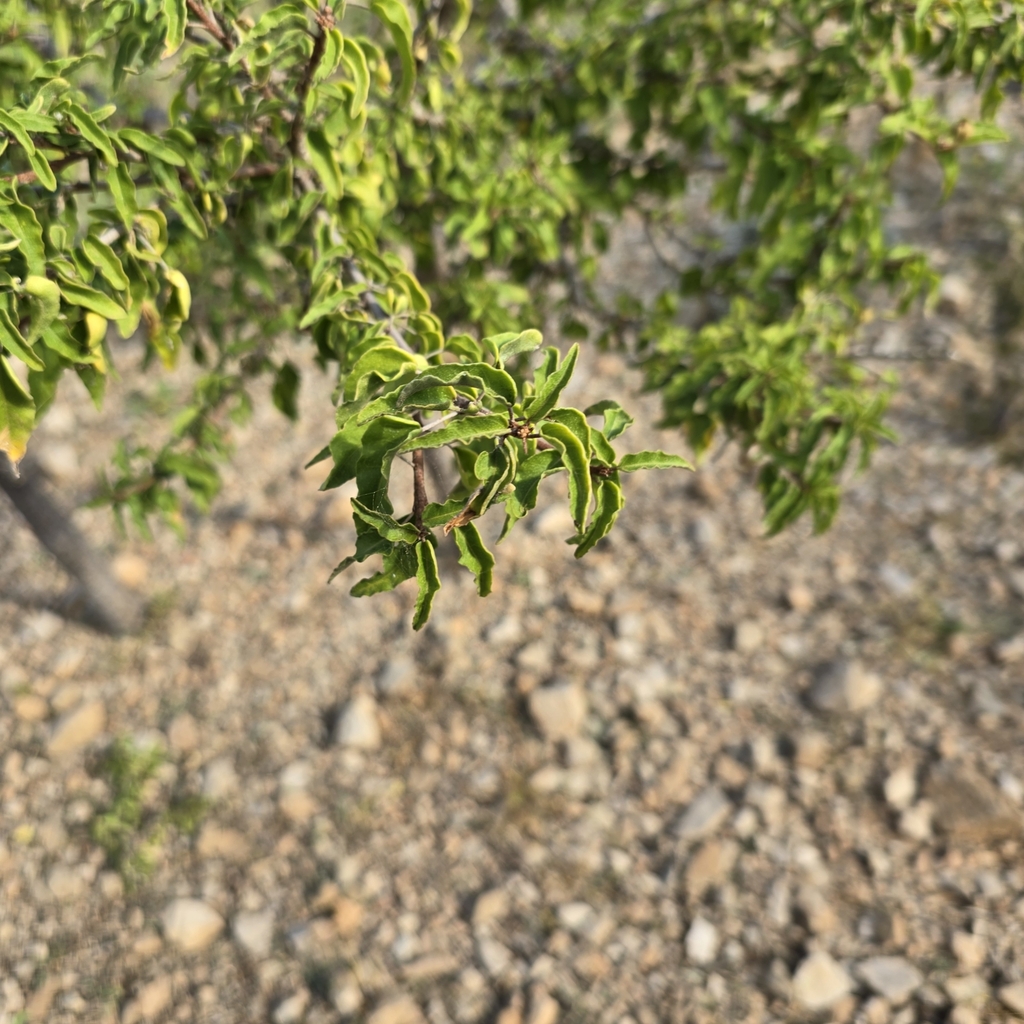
[378,655,418,696]
[926,762,1023,843]
[202,757,239,800]
[528,681,587,741]
[808,660,882,713]
[856,957,923,1005]
[792,952,853,1012]
[48,700,106,756]
[676,786,731,840]
[367,995,426,1024]
[684,917,719,966]
[998,982,1024,1017]
[161,898,224,952]
[233,909,275,958]
[47,864,85,902]
[334,694,382,750]
[122,975,172,1024]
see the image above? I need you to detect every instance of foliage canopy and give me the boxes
[0,0,1020,624]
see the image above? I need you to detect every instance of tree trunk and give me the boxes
[0,454,145,636]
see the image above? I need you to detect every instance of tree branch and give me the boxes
[10,152,91,187]
[289,6,335,156]
[186,0,233,50]
[412,448,428,537]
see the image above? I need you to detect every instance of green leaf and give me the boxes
[412,539,440,629]
[411,362,518,405]
[63,103,118,165]
[117,129,187,167]
[539,419,591,532]
[169,192,207,239]
[82,235,129,292]
[397,412,508,452]
[453,522,494,596]
[162,0,187,57]
[272,361,300,420]
[585,399,634,440]
[58,280,127,320]
[618,450,693,472]
[21,275,61,345]
[498,449,561,540]
[26,149,56,191]
[40,321,84,361]
[306,128,344,200]
[355,414,420,510]
[351,542,417,596]
[0,110,36,155]
[352,499,420,542]
[494,328,543,364]
[0,308,44,371]
[0,193,45,276]
[371,0,416,104]
[106,165,138,231]
[342,38,371,117]
[574,476,624,558]
[32,54,103,80]
[0,354,35,464]
[526,344,579,420]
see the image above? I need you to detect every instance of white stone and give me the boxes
[809,660,882,713]
[528,681,587,741]
[332,971,363,1016]
[792,952,853,1012]
[472,889,510,930]
[47,864,85,901]
[161,898,224,952]
[998,982,1024,1017]
[134,975,172,1020]
[685,917,719,966]
[334,694,382,750]
[233,909,275,959]
[167,713,199,753]
[733,621,764,653]
[676,786,731,840]
[477,937,513,977]
[899,801,934,842]
[279,760,312,791]
[856,957,923,1005]
[202,757,239,800]
[884,766,917,810]
[272,989,309,1024]
[378,655,418,696]
[556,902,594,934]
[951,932,986,973]
[367,994,426,1024]
[48,699,106,756]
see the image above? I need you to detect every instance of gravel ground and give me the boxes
[5,128,1024,1024]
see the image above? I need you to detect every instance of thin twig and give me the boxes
[412,448,428,537]
[289,6,335,156]
[11,152,90,187]
[186,0,233,50]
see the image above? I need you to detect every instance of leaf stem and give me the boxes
[412,448,428,537]
[185,0,233,51]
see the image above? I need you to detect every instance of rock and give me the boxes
[733,620,764,654]
[378,655,418,696]
[556,902,594,935]
[884,767,917,810]
[127,975,172,1022]
[528,681,587,741]
[233,909,275,958]
[526,991,560,1024]
[161,898,224,952]
[196,824,249,862]
[794,732,830,769]
[951,932,986,973]
[112,552,148,589]
[856,957,923,1005]
[685,840,739,899]
[944,975,988,1006]
[167,713,199,753]
[878,563,914,597]
[998,982,1024,1017]
[473,889,510,930]
[13,693,48,722]
[272,989,310,1024]
[787,583,815,613]
[926,762,1022,842]
[478,936,514,977]
[994,633,1024,664]
[402,955,461,983]
[332,971,363,1016]
[2,979,24,1014]
[48,699,106,756]
[792,952,853,1012]
[899,801,934,842]
[684,917,719,966]
[950,1008,981,1024]
[999,771,1024,805]
[202,756,239,800]
[676,786,731,840]
[367,995,426,1024]
[334,694,382,750]
[333,897,364,937]
[808,660,882,713]
[47,864,85,901]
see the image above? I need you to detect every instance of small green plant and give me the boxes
[90,736,207,886]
